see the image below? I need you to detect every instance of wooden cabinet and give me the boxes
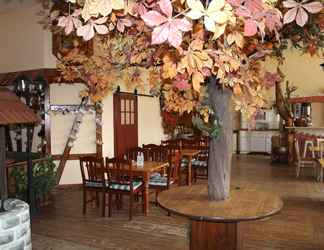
[239,131,279,154]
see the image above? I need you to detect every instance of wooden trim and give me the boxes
[0,68,59,85]
[52,153,97,161]
[44,83,51,154]
[288,96,324,104]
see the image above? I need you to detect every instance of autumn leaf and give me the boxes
[77,17,109,41]
[227,32,244,48]
[192,71,204,92]
[162,53,178,79]
[178,39,213,76]
[283,0,322,27]
[82,0,125,21]
[57,9,82,35]
[186,0,234,38]
[141,0,192,47]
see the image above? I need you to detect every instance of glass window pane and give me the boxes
[125,99,130,112]
[121,112,125,125]
[126,112,130,124]
[131,113,134,124]
[121,99,125,112]
[131,100,134,112]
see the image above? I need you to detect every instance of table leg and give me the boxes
[143,173,149,216]
[188,156,192,186]
[190,220,241,250]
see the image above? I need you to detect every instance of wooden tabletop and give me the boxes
[132,161,168,173]
[181,149,201,157]
[158,185,283,223]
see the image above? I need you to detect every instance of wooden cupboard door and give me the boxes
[113,93,138,158]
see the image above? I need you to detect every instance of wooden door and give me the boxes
[114,93,138,158]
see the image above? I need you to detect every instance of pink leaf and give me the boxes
[151,23,170,44]
[168,24,182,47]
[94,24,109,34]
[283,7,298,24]
[77,23,95,41]
[94,17,108,25]
[296,7,308,26]
[172,18,192,32]
[173,74,190,90]
[236,8,251,18]
[141,11,167,27]
[117,18,133,33]
[302,1,323,13]
[158,0,172,18]
[244,19,258,36]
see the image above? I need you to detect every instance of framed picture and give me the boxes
[52,33,94,58]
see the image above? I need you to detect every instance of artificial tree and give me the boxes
[42,0,323,201]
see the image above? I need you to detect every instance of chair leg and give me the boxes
[108,193,112,217]
[83,189,87,214]
[96,191,100,208]
[142,189,145,213]
[155,190,158,206]
[129,194,133,221]
[102,192,106,217]
[296,163,300,177]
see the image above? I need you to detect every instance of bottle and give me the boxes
[140,152,144,166]
[136,152,141,166]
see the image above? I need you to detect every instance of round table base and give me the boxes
[190,220,241,250]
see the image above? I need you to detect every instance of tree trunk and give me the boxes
[208,78,233,201]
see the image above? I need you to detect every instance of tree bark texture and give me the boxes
[0,126,8,202]
[208,78,233,201]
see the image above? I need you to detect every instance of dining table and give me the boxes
[180,149,201,186]
[131,161,169,215]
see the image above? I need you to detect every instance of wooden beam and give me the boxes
[0,126,8,201]
[44,83,51,154]
[52,153,97,161]
[0,68,59,86]
[288,96,324,103]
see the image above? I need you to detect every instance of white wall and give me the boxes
[0,0,55,73]
[50,83,165,184]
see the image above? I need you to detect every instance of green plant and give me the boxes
[10,157,57,202]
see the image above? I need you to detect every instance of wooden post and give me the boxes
[26,124,35,215]
[207,78,233,201]
[0,126,8,204]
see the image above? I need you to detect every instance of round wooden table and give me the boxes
[158,185,283,250]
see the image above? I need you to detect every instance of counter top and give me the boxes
[286,127,324,130]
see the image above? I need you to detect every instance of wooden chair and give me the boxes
[192,143,209,182]
[105,157,145,220]
[125,147,148,161]
[149,146,180,204]
[316,139,324,182]
[295,139,317,179]
[79,156,105,214]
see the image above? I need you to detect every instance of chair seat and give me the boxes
[149,173,174,186]
[192,159,208,167]
[109,181,143,191]
[85,181,106,188]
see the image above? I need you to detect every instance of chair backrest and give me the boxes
[148,146,168,162]
[105,157,135,190]
[161,139,179,147]
[317,138,324,159]
[142,144,160,150]
[161,145,181,187]
[79,156,105,184]
[125,147,148,161]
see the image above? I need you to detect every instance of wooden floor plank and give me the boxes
[32,155,324,250]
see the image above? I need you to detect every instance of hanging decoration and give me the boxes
[39,0,323,135]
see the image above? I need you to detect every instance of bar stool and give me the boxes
[303,140,315,159]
